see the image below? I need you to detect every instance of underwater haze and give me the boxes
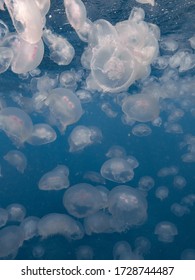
[0,0,195,260]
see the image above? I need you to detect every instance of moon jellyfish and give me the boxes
[0,225,24,258]
[83,171,106,185]
[113,241,134,260]
[155,186,169,201]
[38,165,69,191]
[20,216,40,240]
[32,244,45,259]
[6,203,26,222]
[4,150,27,173]
[154,221,178,243]
[0,208,8,228]
[125,155,139,169]
[84,211,115,235]
[122,94,160,122]
[95,186,109,209]
[170,203,190,217]
[134,236,151,257]
[68,125,102,152]
[108,185,148,229]
[173,175,187,189]
[4,0,43,44]
[138,176,155,192]
[43,29,75,66]
[64,0,87,31]
[76,245,94,260]
[100,157,134,183]
[45,88,83,133]
[63,183,104,218]
[38,213,84,240]
[27,123,57,146]
[157,166,179,177]
[0,107,33,146]
[106,145,126,158]
[132,124,152,137]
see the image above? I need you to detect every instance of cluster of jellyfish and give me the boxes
[0,0,195,260]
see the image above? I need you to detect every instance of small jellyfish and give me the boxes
[134,236,151,257]
[100,157,134,183]
[173,175,187,189]
[154,221,178,243]
[4,150,27,173]
[157,166,179,177]
[170,203,190,217]
[0,107,33,146]
[6,203,26,222]
[68,125,102,152]
[0,225,24,258]
[64,0,87,31]
[38,165,69,191]
[138,176,155,192]
[45,88,83,133]
[76,245,94,260]
[63,183,104,218]
[0,208,8,228]
[83,171,106,185]
[0,47,13,74]
[132,124,152,137]
[113,241,134,260]
[108,185,148,229]
[122,94,160,122]
[27,123,57,146]
[181,249,195,260]
[32,244,45,259]
[106,145,126,158]
[38,213,84,240]
[155,186,169,201]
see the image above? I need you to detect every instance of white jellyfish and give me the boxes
[155,186,169,201]
[20,216,40,240]
[173,175,187,189]
[108,185,148,229]
[27,123,57,146]
[132,124,152,137]
[76,245,94,260]
[6,203,26,222]
[138,176,155,192]
[4,150,27,173]
[38,165,69,191]
[63,183,104,218]
[0,107,33,146]
[170,203,190,217]
[154,221,178,243]
[0,47,13,74]
[122,94,160,122]
[83,171,106,185]
[113,241,134,260]
[100,157,134,183]
[106,145,126,158]
[38,213,84,240]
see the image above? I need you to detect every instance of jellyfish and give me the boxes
[138,176,155,192]
[64,0,87,31]
[4,0,43,44]
[155,186,169,201]
[106,145,126,158]
[32,244,45,259]
[27,123,57,146]
[170,203,190,217]
[6,203,26,222]
[181,249,195,260]
[0,107,33,146]
[154,221,178,243]
[173,175,187,189]
[63,183,104,218]
[4,150,27,173]
[108,185,148,229]
[38,165,69,191]
[45,88,83,133]
[100,157,134,183]
[122,94,160,122]
[76,245,94,260]
[134,236,151,257]
[132,124,152,137]
[0,225,24,258]
[20,216,40,240]
[38,213,84,240]
[83,171,106,185]
[0,47,13,74]
[113,241,134,260]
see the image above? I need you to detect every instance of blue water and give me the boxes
[0,0,195,260]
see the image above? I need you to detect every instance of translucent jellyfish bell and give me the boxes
[27,123,57,146]
[0,107,33,146]
[155,186,169,201]
[38,165,70,191]
[63,183,104,218]
[4,150,27,173]
[45,88,83,133]
[4,0,43,44]
[132,124,152,137]
[113,241,134,260]
[100,157,134,183]
[6,203,26,222]
[76,245,94,260]
[64,0,87,31]
[122,94,160,122]
[108,185,148,228]
[154,221,178,243]
[91,45,137,93]
[38,213,84,240]
[20,216,40,240]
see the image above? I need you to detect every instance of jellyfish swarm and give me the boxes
[122,94,160,122]
[0,107,33,146]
